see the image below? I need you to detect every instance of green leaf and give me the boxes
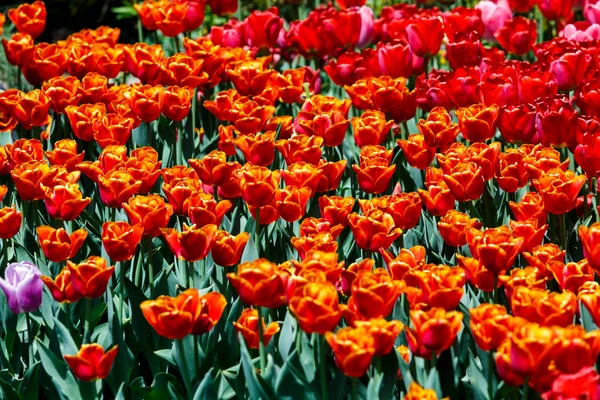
[0,377,19,400]
[366,371,383,399]
[36,340,83,400]
[193,369,218,400]
[238,333,276,400]
[53,318,78,356]
[131,373,181,400]
[277,311,295,360]
[19,361,40,400]
[241,235,258,263]
[299,333,316,382]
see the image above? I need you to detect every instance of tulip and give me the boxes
[0,207,22,239]
[191,292,227,336]
[325,326,375,378]
[417,107,460,151]
[318,196,354,227]
[351,110,393,148]
[475,0,512,41]
[532,168,586,215]
[235,132,276,167]
[406,16,444,58]
[275,135,323,166]
[36,226,87,263]
[227,259,287,308]
[438,210,482,248]
[579,223,600,272]
[161,224,217,262]
[289,282,342,334]
[122,194,173,238]
[470,304,525,352]
[404,265,466,311]
[186,193,232,228]
[405,307,463,359]
[468,226,523,274]
[0,261,42,314]
[495,17,537,55]
[458,256,498,292]
[67,256,114,299]
[7,1,46,39]
[161,86,193,122]
[43,183,91,221]
[275,186,311,223]
[5,138,43,169]
[101,222,143,262]
[207,0,237,15]
[348,210,402,253]
[210,231,249,267]
[355,318,403,356]
[141,289,206,339]
[64,344,118,381]
[345,269,404,322]
[233,308,280,349]
[41,267,80,303]
[238,166,280,208]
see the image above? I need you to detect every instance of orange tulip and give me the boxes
[509,218,547,253]
[470,304,525,352]
[93,113,134,149]
[325,326,375,378]
[522,243,565,279]
[161,224,217,262]
[226,59,273,97]
[128,85,163,123]
[64,344,118,382]
[318,195,354,227]
[509,191,548,228]
[359,193,422,231]
[230,99,276,136]
[281,162,321,196]
[275,186,311,222]
[381,246,426,281]
[495,150,529,193]
[2,33,34,66]
[162,178,202,216]
[11,160,49,201]
[289,281,342,334]
[404,383,439,400]
[41,267,80,303]
[522,144,568,180]
[351,110,393,147]
[101,222,143,262]
[457,255,498,292]
[140,289,200,339]
[499,266,547,302]
[455,103,499,143]
[36,226,87,263]
[467,226,523,274]
[161,85,193,121]
[227,258,287,308]
[238,165,280,208]
[442,161,485,202]
[43,183,91,221]
[5,138,43,169]
[191,292,227,335]
[418,183,456,217]
[122,194,173,238]
[44,139,85,172]
[10,89,51,130]
[210,231,249,267]
[405,307,463,359]
[67,256,114,299]
[0,207,22,239]
[353,156,396,195]
[185,193,232,227]
[404,265,466,311]
[65,103,107,142]
[398,134,436,170]
[233,308,280,349]
[316,160,347,193]
[235,132,277,168]
[274,68,307,104]
[417,106,459,150]
[188,150,228,187]
[98,170,141,208]
[299,217,344,240]
[355,318,403,356]
[42,76,81,114]
[22,43,68,85]
[275,135,323,167]
[348,210,402,252]
[532,168,587,215]
[160,53,207,88]
[345,268,404,321]
[579,222,600,272]
[7,1,46,39]
[438,210,482,248]
[548,259,594,295]
[511,287,577,327]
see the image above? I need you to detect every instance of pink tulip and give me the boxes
[475,0,513,41]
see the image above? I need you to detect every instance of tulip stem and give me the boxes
[188,261,194,289]
[257,306,266,374]
[119,261,125,324]
[488,350,494,400]
[26,313,33,367]
[146,238,154,292]
[558,212,567,251]
[523,379,530,400]
[317,333,328,400]
[83,298,92,344]
[255,208,261,258]
[493,274,499,304]
[351,378,358,400]
[237,0,242,20]
[1,239,8,266]
[177,339,193,399]
[173,37,181,55]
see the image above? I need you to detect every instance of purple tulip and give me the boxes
[0,261,42,314]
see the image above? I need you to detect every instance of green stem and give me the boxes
[119,261,125,325]
[237,0,242,20]
[255,207,261,258]
[83,298,93,344]
[188,261,194,289]
[431,352,437,370]
[2,239,8,267]
[351,378,358,400]
[134,244,143,288]
[146,237,154,292]
[523,379,530,400]
[257,306,266,374]
[488,351,494,400]
[173,36,181,54]
[558,212,567,251]
[318,334,328,400]
[191,89,198,160]
[493,274,499,304]
[177,339,193,399]
[26,313,33,367]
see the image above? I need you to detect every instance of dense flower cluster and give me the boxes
[1,0,600,398]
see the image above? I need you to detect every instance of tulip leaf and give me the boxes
[425,367,442,398]
[240,235,258,263]
[238,333,277,400]
[130,373,181,400]
[52,318,78,357]
[193,368,218,400]
[299,333,317,383]
[36,339,83,400]
[0,377,19,400]
[106,290,134,393]
[366,371,383,399]
[275,349,318,399]
[397,351,413,390]
[380,351,400,399]
[277,311,295,360]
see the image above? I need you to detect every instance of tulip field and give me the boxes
[2,0,600,398]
